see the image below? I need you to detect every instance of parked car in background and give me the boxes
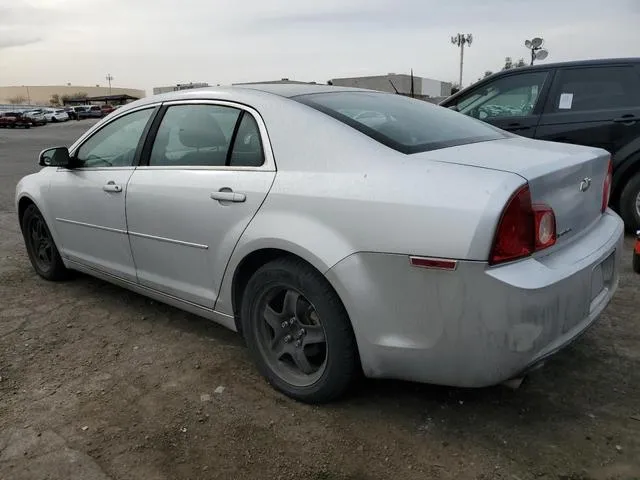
[101,104,116,115]
[440,57,640,232]
[23,109,47,126]
[15,85,623,403]
[79,105,104,119]
[0,112,31,128]
[44,108,70,122]
[64,107,78,120]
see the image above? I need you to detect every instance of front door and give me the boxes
[453,70,552,138]
[47,107,155,281]
[125,102,275,308]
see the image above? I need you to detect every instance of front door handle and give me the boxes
[505,122,531,132]
[103,181,122,193]
[210,189,246,203]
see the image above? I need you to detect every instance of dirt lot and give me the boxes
[1,121,639,480]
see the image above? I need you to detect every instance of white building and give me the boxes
[330,73,452,99]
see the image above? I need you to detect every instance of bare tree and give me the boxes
[50,94,61,106]
[503,57,526,70]
[8,95,27,105]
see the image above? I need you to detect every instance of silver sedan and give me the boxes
[15,84,623,403]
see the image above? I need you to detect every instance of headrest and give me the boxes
[178,110,228,149]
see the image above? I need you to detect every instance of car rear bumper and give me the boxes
[325,210,624,387]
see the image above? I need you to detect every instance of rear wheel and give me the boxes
[241,257,359,403]
[619,173,640,233]
[633,250,640,274]
[21,205,69,281]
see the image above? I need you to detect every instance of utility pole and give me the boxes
[451,33,473,87]
[106,73,114,95]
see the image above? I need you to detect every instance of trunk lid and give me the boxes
[417,137,610,246]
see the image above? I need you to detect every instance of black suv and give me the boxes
[440,58,640,232]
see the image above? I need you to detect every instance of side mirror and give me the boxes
[39,147,71,168]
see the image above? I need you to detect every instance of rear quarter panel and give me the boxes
[215,96,525,315]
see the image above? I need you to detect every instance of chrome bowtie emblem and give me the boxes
[579,177,592,192]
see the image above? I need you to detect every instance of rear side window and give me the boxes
[549,66,640,112]
[294,92,506,154]
[148,104,264,167]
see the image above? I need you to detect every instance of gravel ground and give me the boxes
[1,121,639,480]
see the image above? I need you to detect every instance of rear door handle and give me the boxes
[103,181,122,193]
[210,189,246,203]
[613,114,637,125]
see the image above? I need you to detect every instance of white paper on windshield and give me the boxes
[558,93,573,109]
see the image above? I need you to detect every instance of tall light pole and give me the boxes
[451,33,473,87]
[105,73,114,95]
[524,37,548,66]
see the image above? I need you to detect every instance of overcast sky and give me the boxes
[1,0,639,94]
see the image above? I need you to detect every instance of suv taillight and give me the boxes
[489,184,556,266]
[602,158,612,213]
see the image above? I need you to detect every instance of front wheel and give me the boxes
[241,257,359,403]
[21,205,69,281]
[619,173,640,233]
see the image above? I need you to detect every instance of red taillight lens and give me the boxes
[602,158,613,213]
[490,184,556,266]
[490,185,535,265]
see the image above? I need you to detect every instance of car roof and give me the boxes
[511,57,640,71]
[115,83,390,118]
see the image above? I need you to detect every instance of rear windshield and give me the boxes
[294,91,506,154]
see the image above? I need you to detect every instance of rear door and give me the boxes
[535,64,640,154]
[451,70,552,137]
[125,101,275,308]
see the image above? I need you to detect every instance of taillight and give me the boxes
[489,184,556,266]
[602,158,612,213]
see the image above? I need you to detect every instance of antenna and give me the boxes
[410,68,414,98]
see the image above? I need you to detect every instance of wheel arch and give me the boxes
[17,194,39,229]
[228,247,338,333]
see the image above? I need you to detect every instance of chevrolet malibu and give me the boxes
[15,84,623,403]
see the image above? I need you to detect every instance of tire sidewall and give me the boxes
[241,259,357,402]
[21,205,67,280]
[620,174,640,233]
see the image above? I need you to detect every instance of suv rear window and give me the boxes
[294,91,506,154]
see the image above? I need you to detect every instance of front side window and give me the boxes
[456,71,549,120]
[295,91,506,154]
[75,108,153,168]
[149,104,264,167]
[549,66,640,112]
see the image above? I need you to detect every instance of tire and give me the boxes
[633,250,640,274]
[21,204,69,281]
[51,117,57,123]
[619,173,640,233]
[241,257,359,403]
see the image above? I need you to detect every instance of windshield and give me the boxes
[294,91,506,154]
